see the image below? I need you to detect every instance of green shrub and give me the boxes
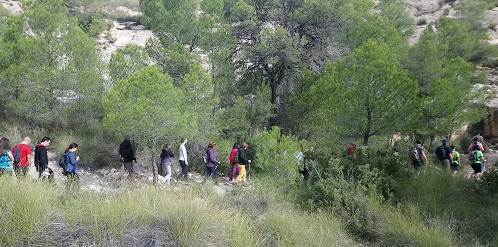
[87,18,109,37]
[459,136,472,153]
[249,127,308,188]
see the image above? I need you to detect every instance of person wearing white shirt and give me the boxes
[178,138,188,180]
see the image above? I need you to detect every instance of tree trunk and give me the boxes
[152,140,158,185]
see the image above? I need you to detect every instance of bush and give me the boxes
[87,18,109,37]
[417,19,427,26]
[249,127,307,188]
[459,136,472,153]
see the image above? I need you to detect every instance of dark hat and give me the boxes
[442,139,448,144]
[474,137,479,141]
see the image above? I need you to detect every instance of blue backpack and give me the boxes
[0,150,11,169]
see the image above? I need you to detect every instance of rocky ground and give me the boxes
[19,146,496,194]
[25,151,236,195]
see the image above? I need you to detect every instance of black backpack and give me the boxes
[472,143,481,152]
[12,145,22,164]
[58,154,66,168]
[409,146,420,161]
[435,145,446,160]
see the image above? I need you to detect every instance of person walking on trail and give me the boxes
[410,139,428,175]
[300,146,315,181]
[467,137,484,153]
[205,141,220,182]
[468,137,486,172]
[0,137,15,176]
[12,137,32,177]
[178,138,189,180]
[228,143,240,184]
[233,142,250,186]
[34,136,51,179]
[435,139,453,170]
[346,142,357,156]
[119,136,136,174]
[295,150,306,181]
[64,143,80,190]
[450,145,461,176]
[469,144,485,177]
[473,132,487,151]
[450,145,460,176]
[160,143,174,185]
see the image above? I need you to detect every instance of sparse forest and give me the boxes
[1,0,498,246]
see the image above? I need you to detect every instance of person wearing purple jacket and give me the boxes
[205,141,220,181]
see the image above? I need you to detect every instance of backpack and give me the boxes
[229,149,238,164]
[469,150,479,162]
[234,150,240,164]
[409,146,420,161]
[472,143,481,151]
[58,154,67,169]
[12,144,22,164]
[0,150,10,168]
[202,152,208,165]
[435,145,446,160]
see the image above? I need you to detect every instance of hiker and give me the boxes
[178,137,189,180]
[205,141,220,181]
[346,142,356,156]
[160,143,174,185]
[301,146,315,181]
[234,142,250,186]
[467,137,484,153]
[473,132,487,151]
[295,150,306,181]
[0,137,15,176]
[228,143,240,184]
[450,145,460,176]
[119,136,136,174]
[12,137,32,176]
[410,139,428,175]
[34,136,51,179]
[64,143,80,190]
[468,137,486,172]
[469,144,485,177]
[435,139,453,170]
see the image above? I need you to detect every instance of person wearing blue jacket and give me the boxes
[64,143,79,190]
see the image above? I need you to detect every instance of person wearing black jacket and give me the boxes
[119,136,136,173]
[160,143,174,185]
[34,136,51,178]
[233,142,251,186]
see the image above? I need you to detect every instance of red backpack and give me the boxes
[229,149,238,164]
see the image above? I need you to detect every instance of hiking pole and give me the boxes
[202,164,218,185]
[248,161,251,185]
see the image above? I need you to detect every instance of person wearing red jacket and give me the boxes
[12,137,32,176]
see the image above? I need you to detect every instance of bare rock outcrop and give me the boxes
[1,0,22,14]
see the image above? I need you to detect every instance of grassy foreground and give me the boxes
[0,177,356,247]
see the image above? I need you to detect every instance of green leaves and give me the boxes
[0,0,104,129]
[103,66,183,148]
[315,40,419,144]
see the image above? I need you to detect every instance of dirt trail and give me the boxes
[23,146,496,193]
[26,151,235,193]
